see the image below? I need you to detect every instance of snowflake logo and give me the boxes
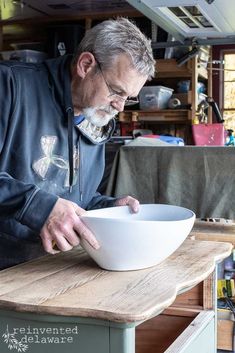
[2,326,28,352]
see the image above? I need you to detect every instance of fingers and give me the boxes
[39,198,99,254]
[40,229,60,255]
[74,218,100,250]
[66,204,100,249]
[41,227,80,254]
[53,228,80,251]
[53,236,73,252]
[115,195,140,213]
[45,221,99,253]
[73,205,100,249]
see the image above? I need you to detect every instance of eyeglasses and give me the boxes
[95,59,139,107]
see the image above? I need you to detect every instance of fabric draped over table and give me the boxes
[105,145,235,219]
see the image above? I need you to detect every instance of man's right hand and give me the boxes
[39,198,100,254]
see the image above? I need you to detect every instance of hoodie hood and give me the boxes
[44,54,115,143]
[43,55,115,191]
[44,54,73,114]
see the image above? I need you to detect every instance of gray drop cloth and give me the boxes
[105,144,235,219]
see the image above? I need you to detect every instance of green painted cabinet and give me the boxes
[0,240,232,353]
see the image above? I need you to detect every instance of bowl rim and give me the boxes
[81,204,196,223]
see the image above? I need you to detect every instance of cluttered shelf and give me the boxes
[116,55,211,143]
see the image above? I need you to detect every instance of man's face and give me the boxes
[72,53,148,127]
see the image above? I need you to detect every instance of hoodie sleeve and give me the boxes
[0,64,58,233]
[0,173,58,232]
[86,191,117,210]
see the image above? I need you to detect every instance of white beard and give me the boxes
[82,106,118,127]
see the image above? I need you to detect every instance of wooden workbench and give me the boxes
[0,239,232,353]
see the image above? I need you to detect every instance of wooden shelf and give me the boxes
[119,109,191,123]
[155,59,208,80]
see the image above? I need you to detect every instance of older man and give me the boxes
[0,17,155,269]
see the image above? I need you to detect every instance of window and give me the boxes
[168,6,213,29]
[222,50,235,131]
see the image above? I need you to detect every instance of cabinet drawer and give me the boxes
[136,311,215,353]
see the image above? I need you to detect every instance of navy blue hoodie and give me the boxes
[0,55,116,269]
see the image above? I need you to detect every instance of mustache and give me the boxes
[98,106,119,116]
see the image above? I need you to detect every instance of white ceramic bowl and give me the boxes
[80,204,195,271]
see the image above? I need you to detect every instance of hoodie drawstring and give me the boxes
[66,107,74,193]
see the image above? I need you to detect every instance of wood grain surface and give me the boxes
[190,220,235,245]
[0,240,232,323]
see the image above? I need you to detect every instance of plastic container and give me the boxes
[139,85,174,110]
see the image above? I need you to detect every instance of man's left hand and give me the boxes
[114,195,139,213]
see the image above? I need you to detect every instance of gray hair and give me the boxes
[73,17,155,79]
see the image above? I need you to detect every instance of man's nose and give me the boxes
[111,99,125,112]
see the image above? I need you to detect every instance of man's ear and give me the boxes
[75,52,96,79]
